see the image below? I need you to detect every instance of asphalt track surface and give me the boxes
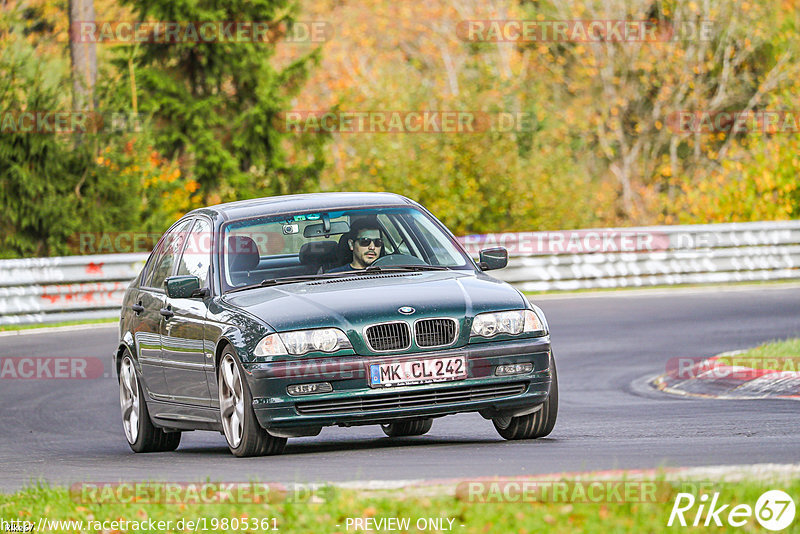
[1,285,798,492]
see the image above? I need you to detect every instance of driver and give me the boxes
[329,218,383,272]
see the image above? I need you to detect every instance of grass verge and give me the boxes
[1,476,798,533]
[716,338,800,372]
[0,318,117,332]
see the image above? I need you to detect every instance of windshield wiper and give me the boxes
[355,265,451,273]
[258,276,324,287]
[227,272,354,293]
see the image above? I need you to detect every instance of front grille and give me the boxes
[415,318,457,347]
[296,382,526,415]
[365,322,411,352]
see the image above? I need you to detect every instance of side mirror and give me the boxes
[478,247,508,271]
[165,276,204,299]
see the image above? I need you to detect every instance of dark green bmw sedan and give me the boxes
[115,192,557,457]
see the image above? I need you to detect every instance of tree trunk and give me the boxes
[68,0,97,111]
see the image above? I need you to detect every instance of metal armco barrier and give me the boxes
[0,221,798,325]
[0,253,147,326]
[458,220,800,291]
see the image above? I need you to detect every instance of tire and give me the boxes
[218,347,287,457]
[119,351,181,453]
[493,355,558,440]
[381,418,433,437]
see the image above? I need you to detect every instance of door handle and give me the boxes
[131,303,144,314]
[159,307,174,318]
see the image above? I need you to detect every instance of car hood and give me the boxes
[221,271,526,336]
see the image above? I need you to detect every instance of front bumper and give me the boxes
[243,337,553,429]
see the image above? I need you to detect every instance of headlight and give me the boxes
[471,308,547,338]
[528,304,549,334]
[254,328,353,357]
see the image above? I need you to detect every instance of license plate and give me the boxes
[369,356,467,388]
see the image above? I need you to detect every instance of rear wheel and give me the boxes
[493,356,558,440]
[119,352,181,452]
[381,418,433,437]
[218,348,286,457]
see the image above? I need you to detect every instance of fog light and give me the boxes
[287,382,333,396]
[495,363,533,376]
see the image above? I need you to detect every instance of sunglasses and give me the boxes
[355,237,383,247]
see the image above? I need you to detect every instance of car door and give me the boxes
[134,289,169,400]
[135,219,193,400]
[161,217,214,406]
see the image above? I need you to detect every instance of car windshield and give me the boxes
[221,207,473,292]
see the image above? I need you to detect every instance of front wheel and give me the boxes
[381,418,433,437]
[119,352,181,452]
[493,355,558,440]
[218,348,286,457]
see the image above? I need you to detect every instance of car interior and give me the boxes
[222,207,468,290]
[226,222,392,287]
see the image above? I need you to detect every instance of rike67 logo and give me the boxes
[668,489,796,531]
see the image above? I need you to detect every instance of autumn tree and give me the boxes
[523,0,799,224]
[117,0,327,203]
[279,0,598,234]
[0,6,189,258]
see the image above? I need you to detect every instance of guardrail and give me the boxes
[458,220,800,291]
[0,220,798,325]
[0,253,147,326]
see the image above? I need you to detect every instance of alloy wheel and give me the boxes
[219,354,246,449]
[119,357,140,444]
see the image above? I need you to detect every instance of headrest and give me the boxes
[299,240,338,266]
[227,235,260,271]
[336,233,353,265]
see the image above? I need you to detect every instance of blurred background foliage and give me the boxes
[1,0,798,257]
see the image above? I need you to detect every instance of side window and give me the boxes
[176,218,212,286]
[141,242,166,287]
[147,219,194,289]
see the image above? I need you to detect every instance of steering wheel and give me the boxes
[370,253,427,267]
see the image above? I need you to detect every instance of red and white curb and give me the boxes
[653,350,800,400]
